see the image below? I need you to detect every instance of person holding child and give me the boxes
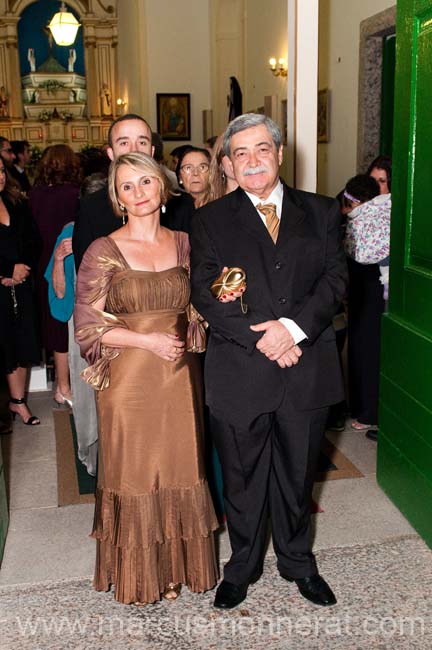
[343,172,391,441]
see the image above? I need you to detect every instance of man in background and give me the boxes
[73,113,154,269]
[10,141,32,194]
[0,136,15,168]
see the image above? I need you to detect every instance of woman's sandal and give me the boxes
[351,419,371,431]
[162,583,182,601]
[9,397,40,426]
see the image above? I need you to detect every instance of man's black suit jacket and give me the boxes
[73,185,120,270]
[9,166,31,194]
[190,182,348,425]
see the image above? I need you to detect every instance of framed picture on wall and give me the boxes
[156,93,191,141]
[317,89,330,143]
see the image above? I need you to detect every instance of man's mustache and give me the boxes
[243,165,268,176]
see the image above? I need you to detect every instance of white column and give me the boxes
[286,0,319,191]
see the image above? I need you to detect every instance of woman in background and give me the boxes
[345,165,391,440]
[367,155,392,196]
[30,144,81,408]
[0,163,41,425]
[164,146,211,233]
[177,146,211,209]
[208,133,238,202]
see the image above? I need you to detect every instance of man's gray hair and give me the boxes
[223,113,282,157]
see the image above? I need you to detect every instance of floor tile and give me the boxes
[7,459,57,510]
[0,504,95,585]
[312,475,416,550]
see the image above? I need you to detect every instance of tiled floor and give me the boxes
[0,390,417,587]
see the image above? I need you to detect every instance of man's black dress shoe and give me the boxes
[366,429,378,441]
[281,573,337,606]
[214,580,249,609]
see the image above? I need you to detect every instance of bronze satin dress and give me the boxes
[74,231,218,604]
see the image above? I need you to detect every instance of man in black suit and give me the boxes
[10,141,32,195]
[72,113,154,269]
[190,114,347,609]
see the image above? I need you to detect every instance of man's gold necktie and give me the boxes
[256,202,279,243]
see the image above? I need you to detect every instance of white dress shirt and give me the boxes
[245,181,307,345]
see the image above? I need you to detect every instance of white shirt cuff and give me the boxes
[279,318,308,344]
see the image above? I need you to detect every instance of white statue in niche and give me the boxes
[27,48,36,72]
[69,89,77,103]
[68,49,76,72]
[30,89,40,104]
[100,83,112,116]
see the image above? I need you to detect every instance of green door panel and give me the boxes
[378,0,432,547]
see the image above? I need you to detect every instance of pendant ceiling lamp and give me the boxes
[48,2,81,46]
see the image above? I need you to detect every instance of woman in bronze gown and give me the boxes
[74,152,218,605]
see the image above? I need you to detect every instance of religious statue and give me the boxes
[68,49,76,73]
[30,89,40,104]
[0,87,9,117]
[69,89,77,103]
[100,83,112,116]
[27,48,36,72]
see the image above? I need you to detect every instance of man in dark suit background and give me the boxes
[72,113,154,269]
[190,114,347,609]
[10,140,32,195]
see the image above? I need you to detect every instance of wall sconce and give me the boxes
[269,57,287,77]
[116,98,127,113]
[48,2,81,46]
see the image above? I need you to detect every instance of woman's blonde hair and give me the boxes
[108,152,172,217]
[208,133,227,203]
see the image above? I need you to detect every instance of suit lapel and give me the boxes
[231,183,307,249]
[276,183,306,248]
[232,188,277,251]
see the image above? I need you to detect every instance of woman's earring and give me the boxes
[119,203,127,225]
[221,171,226,182]
[161,204,166,214]
[179,179,183,185]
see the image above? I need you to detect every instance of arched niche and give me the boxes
[17,0,86,76]
[0,0,118,149]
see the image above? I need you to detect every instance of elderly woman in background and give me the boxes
[164,146,211,233]
[177,146,211,208]
[74,152,218,605]
[208,133,238,202]
[0,162,41,425]
[29,144,81,408]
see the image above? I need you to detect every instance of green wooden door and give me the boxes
[378,0,432,547]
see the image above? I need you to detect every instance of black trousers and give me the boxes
[209,390,328,585]
[347,259,384,425]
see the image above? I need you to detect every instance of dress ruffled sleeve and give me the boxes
[176,231,207,353]
[74,237,128,390]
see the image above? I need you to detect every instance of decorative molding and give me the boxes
[357,5,397,172]
[8,1,90,16]
[95,0,115,14]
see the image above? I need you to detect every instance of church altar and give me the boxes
[22,72,87,120]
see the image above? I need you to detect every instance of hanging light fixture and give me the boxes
[48,2,81,46]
